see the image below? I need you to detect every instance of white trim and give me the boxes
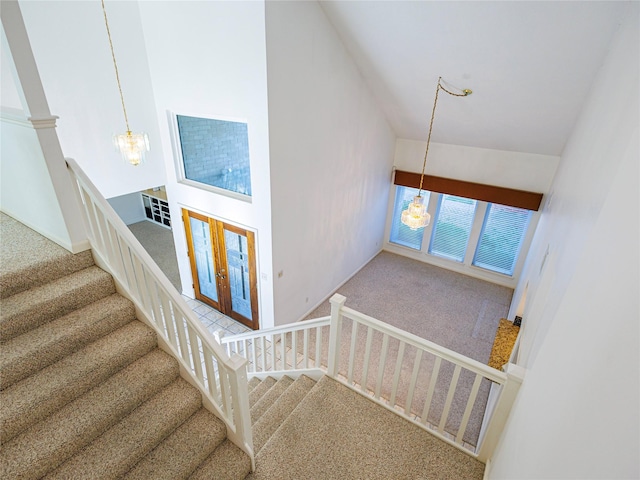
[247,369,324,382]
[168,110,253,203]
[28,115,58,129]
[0,106,30,127]
[177,178,252,203]
[384,184,542,289]
[384,243,518,288]
[0,206,90,253]
[483,458,492,480]
[177,203,262,328]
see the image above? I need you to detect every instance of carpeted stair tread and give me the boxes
[0,293,136,389]
[123,408,227,480]
[248,376,277,407]
[248,376,261,392]
[0,320,157,443]
[0,266,115,341]
[0,349,179,480]
[250,376,294,423]
[0,213,95,299]
[46,378,202,479]
[189,439,252,480]
[253,375,317,454]
[250,375,485,479]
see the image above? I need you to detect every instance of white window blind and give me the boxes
[473,203,532,275]
[389,186,430,250]
[429,194,477,262]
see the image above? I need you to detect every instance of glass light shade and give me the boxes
[114,131,149,166]
[401,195,430,230]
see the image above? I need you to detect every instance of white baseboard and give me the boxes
[0,208,90,254]
[483,458,492,480]
[296,247,383,322]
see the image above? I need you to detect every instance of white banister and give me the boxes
[220,294,522,464]
[226,353,255,471]
[1,2,88,253]
[327,293,346,376]
[65,157,254,466]
[475,363,525,463]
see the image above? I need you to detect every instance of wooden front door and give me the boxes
[182,209,259,330]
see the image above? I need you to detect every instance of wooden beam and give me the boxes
[394,170,543,211]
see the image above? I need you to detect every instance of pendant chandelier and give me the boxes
[401,77,472,230]
[101,0,149,166]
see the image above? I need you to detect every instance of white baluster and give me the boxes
[327,294,346,377]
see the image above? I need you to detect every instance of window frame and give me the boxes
[428,193,479,263]
[384,185,539,287]
[169,112,253,203]
[472,203,533,276]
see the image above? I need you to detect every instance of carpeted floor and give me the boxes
[302,251,514,446]
[306,250,513,363]
[128,221,181,291]
[250,376,485,480]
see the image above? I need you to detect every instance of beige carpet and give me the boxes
[0,214,250,479]
[128,221,181,291]
[249,376,484,480]
[305,251,513,362]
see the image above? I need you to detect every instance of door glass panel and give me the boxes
[224,229,252,320]
[189,217,218,302]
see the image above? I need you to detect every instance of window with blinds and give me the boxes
[473,204,532,275]
[429,194,477,262]
[389,186,430,250]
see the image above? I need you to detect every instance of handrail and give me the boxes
[339,305,506,384]
[65,157,254,466]
[221,293,523,463]
[221,316,331,375]
[328,292,510,457]
[222,316,330,341]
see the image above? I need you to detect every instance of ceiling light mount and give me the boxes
[400,77,472,230]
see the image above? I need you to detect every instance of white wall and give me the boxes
[1,29,23,110]
[1,24,68,246]
[1,10,86,253]
[490,4,639,478]
[18,0,165,199]
[393,140,559,192]
[266,0,396,325]
[138,1,275,327]
[0,109,71,248]
[107,191,145,226]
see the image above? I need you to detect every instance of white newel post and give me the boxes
[327,294,346,377]
[476,362,525,463]
[226,353,255,470]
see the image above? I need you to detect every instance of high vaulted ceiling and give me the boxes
[319,1,630,156]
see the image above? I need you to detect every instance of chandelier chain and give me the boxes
[101,0,130,133]
[418,77,471,195]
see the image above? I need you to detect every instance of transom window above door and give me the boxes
[176,115,252,197]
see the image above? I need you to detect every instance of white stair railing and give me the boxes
[220,293,524,463]
[65,158,254,468]
[220,316,331,377]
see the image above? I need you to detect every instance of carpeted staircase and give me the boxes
[0,215,251,479]
[1,214,486,479]
[246,375,485,479]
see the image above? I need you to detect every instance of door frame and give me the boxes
[182,208,260,330]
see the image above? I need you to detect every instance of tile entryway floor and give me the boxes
[181,295,252,337]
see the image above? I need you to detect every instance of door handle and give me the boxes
[216,272,226,279]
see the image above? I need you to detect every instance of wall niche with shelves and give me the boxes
[141,187,171,229]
